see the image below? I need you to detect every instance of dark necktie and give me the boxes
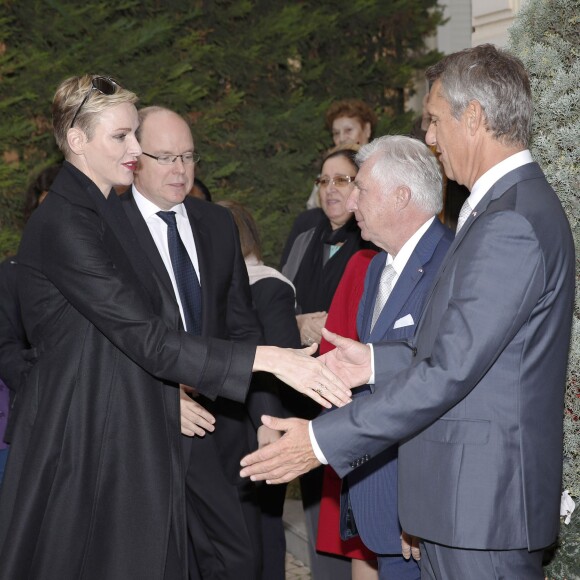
[156,210,202,335]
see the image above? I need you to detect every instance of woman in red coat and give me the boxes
[316,249,379,580]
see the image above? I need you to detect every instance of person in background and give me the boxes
[23,164,61,221]
[0,164,60,487]
[281,146,370,580]
[188,177,212,201]
[282,147,369,351]
[287,99,377,267]
[315,248,378,580]
[0,74,350,580]
[326,99,377,149]
[305,99,378,210]
[217,199,301,580]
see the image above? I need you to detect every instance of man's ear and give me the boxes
[395,185,412,210]
[466,100,484,135]
[67,127,87,156]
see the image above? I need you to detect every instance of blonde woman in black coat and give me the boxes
[0,75,350,580]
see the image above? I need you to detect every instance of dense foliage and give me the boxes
[0,0,444,263]
[509,1,579,577]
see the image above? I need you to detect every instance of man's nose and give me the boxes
[172,157,186,172]
[345,187,358,211]
[425,124,436,148]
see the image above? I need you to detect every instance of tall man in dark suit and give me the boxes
[121,106,282,580]
[240,44,575,579]
[340,135,453,579]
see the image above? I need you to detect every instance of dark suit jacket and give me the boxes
[315,162,575,552]
[344,218,452,554]
[121,190,284,579]
[121,190,280,478]
[0,162,256,580]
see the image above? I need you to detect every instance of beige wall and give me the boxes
[472,0,526,47]
[407,0,526,115]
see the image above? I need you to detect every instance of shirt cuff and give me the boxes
[309,421,328,465]
[368,342,375,384]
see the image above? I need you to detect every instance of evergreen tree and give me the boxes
[509,1,579,577]
[0,0,444,262]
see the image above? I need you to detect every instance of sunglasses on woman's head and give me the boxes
[70,76,120,129]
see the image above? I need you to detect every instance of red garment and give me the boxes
[316,249,377,560]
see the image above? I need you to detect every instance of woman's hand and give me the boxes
[296,311,327,346]
[253,345,351,409]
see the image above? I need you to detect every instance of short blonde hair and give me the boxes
[52,75,138,157]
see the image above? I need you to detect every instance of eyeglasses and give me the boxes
[141,152,201,165]
[70,76,119,129]
[315,175,356,189]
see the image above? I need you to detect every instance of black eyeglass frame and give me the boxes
[70,76,119,129]
[141,151,201,165]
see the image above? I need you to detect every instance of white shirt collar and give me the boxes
[387,216,435,275]
[468,150,533,211]
[132,186,188,221]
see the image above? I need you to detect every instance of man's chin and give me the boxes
[360,229,371,241]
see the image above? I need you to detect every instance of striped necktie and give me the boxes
[370,263,396,331]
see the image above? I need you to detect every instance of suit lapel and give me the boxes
[370,253,424,341]
[360,253,386,340]
[418,162,541,325]
[367,219,447,341]
[184,200,211,334]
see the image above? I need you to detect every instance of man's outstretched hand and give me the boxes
[240,416,320,484]
[318,328,372,388]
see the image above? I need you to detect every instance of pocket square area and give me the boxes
[393,314,414,329]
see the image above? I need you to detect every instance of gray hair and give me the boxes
[355,135,443,216]
[426,44,532,147]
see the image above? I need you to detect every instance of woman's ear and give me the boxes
[363,122,371,142]
[67,127,87,156]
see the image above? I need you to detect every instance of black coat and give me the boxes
[0,162,255,580]
[0,257,30,395]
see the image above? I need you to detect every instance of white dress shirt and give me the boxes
[132,187,201,332]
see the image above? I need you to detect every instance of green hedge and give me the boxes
[0,0,444,264]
